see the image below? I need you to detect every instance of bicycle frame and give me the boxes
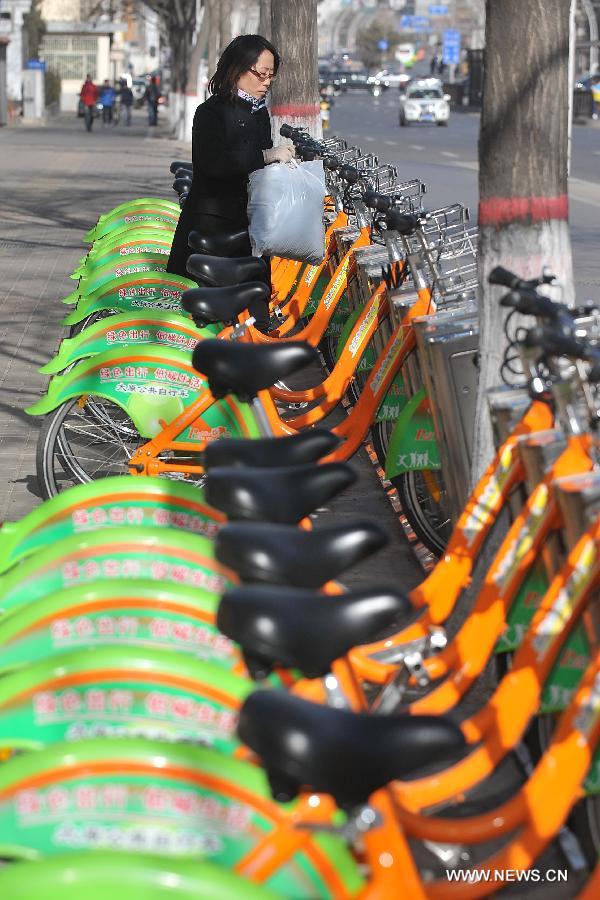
[126,287,434,477]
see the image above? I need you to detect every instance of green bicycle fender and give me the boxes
[84,226,174,263]
[87,196,179,230]
[65,258,172,304]
[69,239,172,279]
[27,345,261,444]
[0,852,281,900]
[0,644,251,754]
[84,198,180,240]
[86,210,178,246]
[61,273,196,325]
[384,387,441,480]
[86,225,172,256]
[29,346,260,445]
[0,737,364,897]
[0,475,224,572]
[85,212,178,244]
[0,579,239,673]
[0,525,235,616]
[41,311,216,374]
[71,246,169,288]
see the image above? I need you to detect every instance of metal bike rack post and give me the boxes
[413,305,479,519]
[487,385,533,447]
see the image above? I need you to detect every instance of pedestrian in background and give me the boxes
[100,80,116,124]
[144,76,161,126]
[119,80,134,126]
[79,74,98,132]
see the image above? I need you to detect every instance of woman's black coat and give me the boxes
[167,93,273,280]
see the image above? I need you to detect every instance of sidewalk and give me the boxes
[0,111,421,593]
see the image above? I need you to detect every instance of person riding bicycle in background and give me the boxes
[79,74,98,132]
[166,34,293,332]
[100,80,116,125]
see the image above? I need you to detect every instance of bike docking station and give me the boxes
[7,119,600,894]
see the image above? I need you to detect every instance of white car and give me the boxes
[375,68,411,89]
[399,79,450,126]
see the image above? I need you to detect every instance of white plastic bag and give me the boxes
[247,159,327,264]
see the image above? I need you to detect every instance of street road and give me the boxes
[329,91,600,295]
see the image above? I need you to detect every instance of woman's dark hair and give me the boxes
[208,34,280,99]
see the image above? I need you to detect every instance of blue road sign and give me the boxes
[442,29,461,65]
[400,15,431,32]
[377,39,389,51]
[428,4,449,14]
[26,59,47,71]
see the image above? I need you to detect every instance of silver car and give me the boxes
[399,79,450,127]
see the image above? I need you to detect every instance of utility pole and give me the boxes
[269,0,321,139]
[471,0,575,482]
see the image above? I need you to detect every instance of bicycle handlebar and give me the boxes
[385,209,422,235]
[339,165,360,185]
[489,265,556,291]
[522,325,589,361]
[499,288,569,321]
[362,190,391,212]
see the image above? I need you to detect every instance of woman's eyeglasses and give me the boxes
[249,68,277,83]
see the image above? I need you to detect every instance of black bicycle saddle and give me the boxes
[186,253,268,287]
[170,159,192,174]
[204,461,355,524]
[182,283,270,328]
[188,230,250,257]
[215,519,388,587]
[238,691,466,808]
[217,584,414,679]
[203,429,340,471]
[192,340,319,400]
[173,176,192,195]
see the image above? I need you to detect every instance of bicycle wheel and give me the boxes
[393,469,452,556]
[36,397,141,498]
[370,419,451,556]
[37,397,206,499]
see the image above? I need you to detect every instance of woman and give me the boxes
[167,34,293,331]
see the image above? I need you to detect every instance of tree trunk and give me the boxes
[207,0,220,76]
[258,0,272,38]
[471,0,574,484]
[219,0,233,52]
[270,0,321,141]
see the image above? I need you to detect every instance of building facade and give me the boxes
[0,0,33,102]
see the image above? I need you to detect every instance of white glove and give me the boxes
[263,144,295,165]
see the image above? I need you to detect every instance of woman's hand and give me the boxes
[263,144,295,164]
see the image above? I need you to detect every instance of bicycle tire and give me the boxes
[36,397,140,499]
[370,419,452,555]
[392,469,452,557]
